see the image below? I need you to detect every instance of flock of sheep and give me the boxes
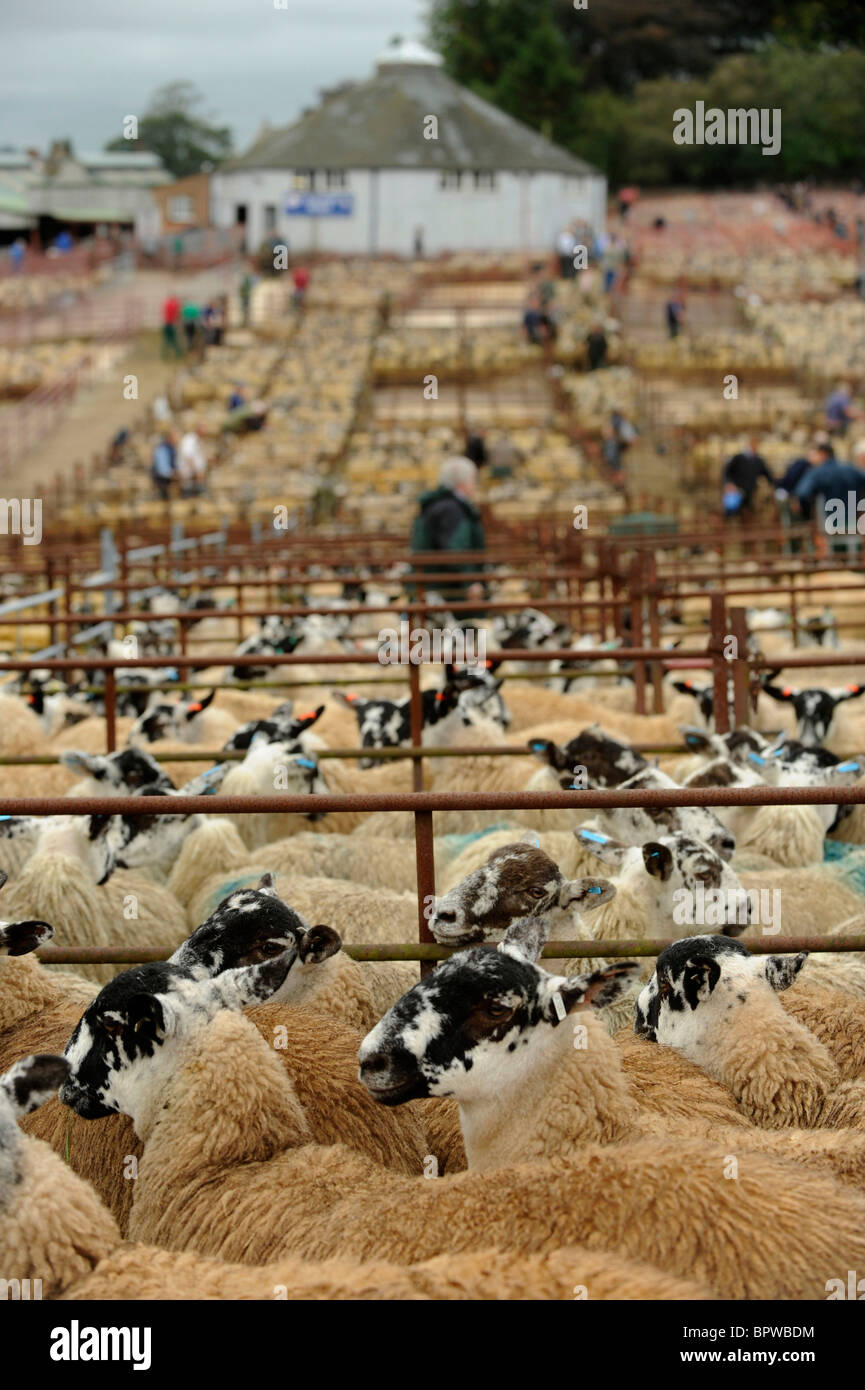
[3,571,865,1302]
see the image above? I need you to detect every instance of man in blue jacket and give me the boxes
[796,441,865,547]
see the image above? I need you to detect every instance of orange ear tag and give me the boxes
[188,702,203,713]
[782,688,793,697]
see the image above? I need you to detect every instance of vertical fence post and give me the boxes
[729,606,750,729]
[104,667,117,752]
[645,552,664,715]
[709,592,730,734]
[628,554,645,714]
[407,608,435,977]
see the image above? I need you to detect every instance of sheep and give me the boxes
[0,693,45,756]
[60,746,176,797]
[126,689,238,748]
[360,917,865,1199]
[0,915,137,1232]
[634,936,865,1130]
[172,873,417,1032]
[761,672,865,747]
[3,815,188,984]
[219,737,415,848]
[1,1056,708,1302]
[61,957,865,1298]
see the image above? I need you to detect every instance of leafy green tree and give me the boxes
[104,82,232,178]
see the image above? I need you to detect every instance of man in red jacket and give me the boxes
[161,295,182,358]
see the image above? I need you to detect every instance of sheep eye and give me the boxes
[102,1018,123,1037]
[527,886,547,899]
[485,999,513,1019]
[658,979,671,998]
[261,940,286,957]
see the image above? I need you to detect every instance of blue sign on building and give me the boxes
[285,192,354,216]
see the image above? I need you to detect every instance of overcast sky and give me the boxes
[0,0,429,154]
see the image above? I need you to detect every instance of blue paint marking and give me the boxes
[580,830,608,843]
[296,757,317,769]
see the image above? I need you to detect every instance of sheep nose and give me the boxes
[434,908,456,923]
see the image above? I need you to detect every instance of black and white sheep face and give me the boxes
[223,703,324,753]
[337,693,413,769]
[529,726,648,789]
[359,940,639,1106]
[231,619,299,680]
[444,666,510,731]
[586,767,736,861]
[170,876,341,980]
[574,829,752,935]
[680,727,770,768]
[747,749,863,833]
[762,677,865,747]
[493,608,568,652]
[61,955,297,1123]
[634,935,807,1066]
[429,842,615,946]
[127,690,217,746]
[0,1054,70,1200]
[59,747,176,796]
[671,681,714,728]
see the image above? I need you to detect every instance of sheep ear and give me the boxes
[294,704,325,729]
[642,842,674,881]
[763,952,807,993]
[680,726,712,752]
[499,915,550,964]
[257,872,279,897]
[560,877,615,911]
[298,924,342,964]
[333,691,365,711]
[208,951,298,1012]
[516,830,542,847]
[548,962,641,1020]
[88,813,113,842]
[0,868,6,890]
[0,920,54,956]
[60,750,104,775]
[1,1054,70,1119]
[828,757,864,779]
[126,993,171,1043]
[527,739,564,769]
[838,684,865,704]
[573,829,629,867]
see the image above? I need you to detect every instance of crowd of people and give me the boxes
[160,292,227,361]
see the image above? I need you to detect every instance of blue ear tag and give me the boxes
[0,815,11,821]
[588,885,603,894]
[837,761,859,772]
[581,830,608,843]
[296,757,317,770]
[748,752,766,766]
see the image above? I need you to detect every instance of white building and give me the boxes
[212,39,606,256]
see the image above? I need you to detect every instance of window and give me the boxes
[325,169,347,188]
[293,170,316,190]
[264,204,277,232]
[472,170,497,190]
[168,194,194,223]
[439,169,463,190]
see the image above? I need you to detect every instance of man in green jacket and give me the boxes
[411,456,485,603]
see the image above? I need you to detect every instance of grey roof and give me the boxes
[224,59,599,177]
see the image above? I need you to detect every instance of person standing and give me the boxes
[177,425,208,498]
[181,299,202,357]
[9,238,25,274]
[411,456,485,603]
[722,437,774,518]
[586,324,608,371]
[555,225,577,279]
[824,382,858,438]
[666,295,685,339]
[151,431,176,501]
[161,294,182,359]
[292,264,310,309]
[239,272,254,327]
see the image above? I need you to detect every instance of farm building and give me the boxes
[211,39,606,256]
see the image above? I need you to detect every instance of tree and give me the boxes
[104,82,232,178]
